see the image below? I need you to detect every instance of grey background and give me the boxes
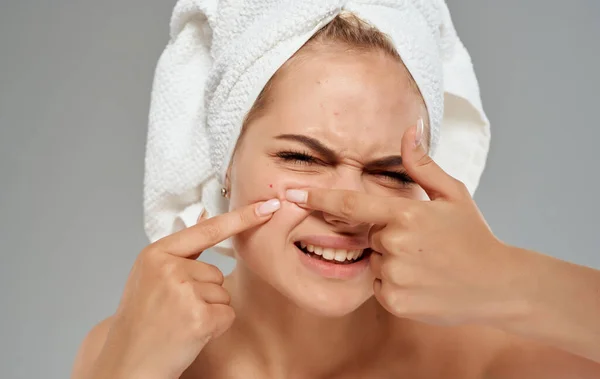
[1,0,598,378]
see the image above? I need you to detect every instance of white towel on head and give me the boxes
[144,0,491,254]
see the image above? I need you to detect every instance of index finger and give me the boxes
[286,188,399,225]
[154,198,280,258]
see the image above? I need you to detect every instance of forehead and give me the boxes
[246,46,422,156]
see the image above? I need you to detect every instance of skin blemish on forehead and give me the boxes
[269,184,273,188]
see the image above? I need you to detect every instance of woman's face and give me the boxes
[228,45,427,317]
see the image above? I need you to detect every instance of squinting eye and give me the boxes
[275,151,321,165]
[371,171,415,186]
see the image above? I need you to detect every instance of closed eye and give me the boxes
[274,151,324,165]
[274,150,415,186]
[369,170,415,186]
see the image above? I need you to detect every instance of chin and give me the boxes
[235,237,377,318]
[283,278,375,318]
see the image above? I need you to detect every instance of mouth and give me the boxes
[294,241,372,265]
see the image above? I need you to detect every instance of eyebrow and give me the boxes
[274,133,404,169]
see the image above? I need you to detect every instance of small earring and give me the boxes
[220,187,229,198]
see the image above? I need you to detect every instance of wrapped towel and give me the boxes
[143,0,490,254]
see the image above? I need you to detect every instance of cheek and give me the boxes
[229,169,325,257]
[230,162,326,208]
[231,174,323,240]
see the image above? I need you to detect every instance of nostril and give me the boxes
[322,213,362,229]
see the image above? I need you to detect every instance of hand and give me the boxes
[285,125,523,327]
[92,199,281,379]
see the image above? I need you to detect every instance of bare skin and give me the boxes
[72,44,600,379]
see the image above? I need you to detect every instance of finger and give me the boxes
[400,119,467,201]
[285,188,402,225]
[369,251,383,279]
[184,260,225,285]
[189,210,210,259]
[208,304,236,339]
[368,224,388,256]
[193,282,231,305]
[373,279,398,315]
[155,198,281,258]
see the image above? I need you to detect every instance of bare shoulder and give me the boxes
[71,316,114,379]
[406,322,600,379]
[484,332,600,379]
[385,319,508,378]
[387,316,600,379]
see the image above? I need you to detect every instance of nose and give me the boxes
[321,168,366,230]
[322,212,364,229]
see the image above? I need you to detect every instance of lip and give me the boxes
[293,235,369,251]
[293,238,371,280]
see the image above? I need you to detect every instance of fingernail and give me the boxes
[414,118,424,148]
[285,189,307,204]
[257,199,281,216]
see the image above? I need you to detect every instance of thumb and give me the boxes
[401,119,466,200]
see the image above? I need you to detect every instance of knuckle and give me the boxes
[212,286,231,305]
[140,247,169,271]
[454,179,468,196]
[222,290,232,305]
[396,208,415,225]
[222,306,236,327]
[159,260,179,277]
[171,281,198,312]
[191,303,215,338]
[380,261,397,283]
[224,306,236,322]
[339,192,358,218]
[381,286,407,313]
[191,304,212,331]
[204,264,224,284]
[380,232,402,253]
[176,279,195,298]
[139,245,160,262]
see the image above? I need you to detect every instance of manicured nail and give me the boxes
[414,118,424,148]
[257,199,281,216]
[285,189,308,204]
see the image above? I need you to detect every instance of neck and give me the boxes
[203,262,403,378]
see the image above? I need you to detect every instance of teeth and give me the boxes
[348,250,355,260]
[300,243,364,262]
[322,248,335,260]
[334,249,348,261]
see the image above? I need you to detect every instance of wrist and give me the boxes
[478,242,541,327]
[485,244,600,361]
[484,244,553,328]
[90,349,163,379]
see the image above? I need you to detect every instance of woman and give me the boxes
[72,2,600,379]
